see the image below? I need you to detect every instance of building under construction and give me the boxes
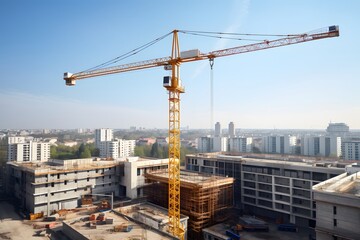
[145,171,234,239]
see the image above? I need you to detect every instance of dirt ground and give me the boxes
[0,201,48,240]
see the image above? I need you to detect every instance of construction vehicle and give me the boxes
[64,25,339,239]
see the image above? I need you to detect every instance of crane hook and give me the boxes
[209,58,214,70]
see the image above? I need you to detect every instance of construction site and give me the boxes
[144,171,234,239]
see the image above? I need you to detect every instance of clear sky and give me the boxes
[0,0,359,130]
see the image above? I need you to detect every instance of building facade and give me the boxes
[118,139,136,157]
[229,137,253,153]
[301,135,341,157]
[313,168,360,240]
[7,137,50,162]
[6,157,169,215]
[262,135,297,154]
[185,153,348,227]
[228,122,235,138]
[341,138,360,160]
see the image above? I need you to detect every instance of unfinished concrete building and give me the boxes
[144,171,234,239]
[313,165,360,240]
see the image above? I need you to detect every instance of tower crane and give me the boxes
[64,25,339,239]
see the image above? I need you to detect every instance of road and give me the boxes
[0,201,48,240]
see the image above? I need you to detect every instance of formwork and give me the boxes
[144,171,234,239]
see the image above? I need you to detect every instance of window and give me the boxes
[87,178,89,182]
[96,169,99,173]
[51,182,54,187]
[51,193,54,196]
[333,206,337,215]
[64,180,67,185]
[45,183,48,187]
[109,175,111,179]
[75,179,77,183]
[333,219,337,227]
[137,169,141,176]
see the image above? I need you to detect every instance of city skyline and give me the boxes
[1,1,359,129]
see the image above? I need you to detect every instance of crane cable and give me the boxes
[78,31,173,74]
[209,58,214,132]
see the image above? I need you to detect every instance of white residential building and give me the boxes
[95,128,113,149]
[99,141,119,159]
[302,135,341,157]
[118,139,135,157]
[213,137,228,152]
[341,138,360,160]
[197,136,213,153]
[7,137,50,162]
[229,137,253,153]
[262,135,297,154]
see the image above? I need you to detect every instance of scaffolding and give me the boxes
[144,171,234,239]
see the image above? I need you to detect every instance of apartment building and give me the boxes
[341,138,360,160]
[7,136,50,162]
[185,153,349,227]
[5,157,169,215]
[95,128,135,159]
[229,137,253,153]
[301,135,341,157]
[118,139,135,157]
[262,135,297,154]
[313,166,360,240]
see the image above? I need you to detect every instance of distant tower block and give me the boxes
[215,122,221,137]
[229,122,235,138]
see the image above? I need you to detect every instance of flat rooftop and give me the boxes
[146,171,234,189]
[188,153,353,169]
[313,171,360,196]
[63,210,174,240]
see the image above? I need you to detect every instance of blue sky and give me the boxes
[0,0,359,130]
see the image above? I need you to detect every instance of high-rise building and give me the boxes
[197,136,213,153]
[229,137,253,153]
[95,128,113,148]
[215,122,221,137]
[98,140,119,159]
[326,122,349,136]
[7,136,50,162]
[302,135,341,157]
[118,139,136,157]
[228,122,235,138]
[213,137,228,152]
[262,135,297,154]
[341,138,360,160]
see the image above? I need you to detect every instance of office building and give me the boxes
[326,122,349,136]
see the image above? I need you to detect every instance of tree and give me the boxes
[80,147,91,158]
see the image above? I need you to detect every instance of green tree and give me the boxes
[80,147,91,158]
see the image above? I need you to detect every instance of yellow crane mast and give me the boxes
[64,25,339,239]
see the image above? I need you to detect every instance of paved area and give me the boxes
[0,201,48,240]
